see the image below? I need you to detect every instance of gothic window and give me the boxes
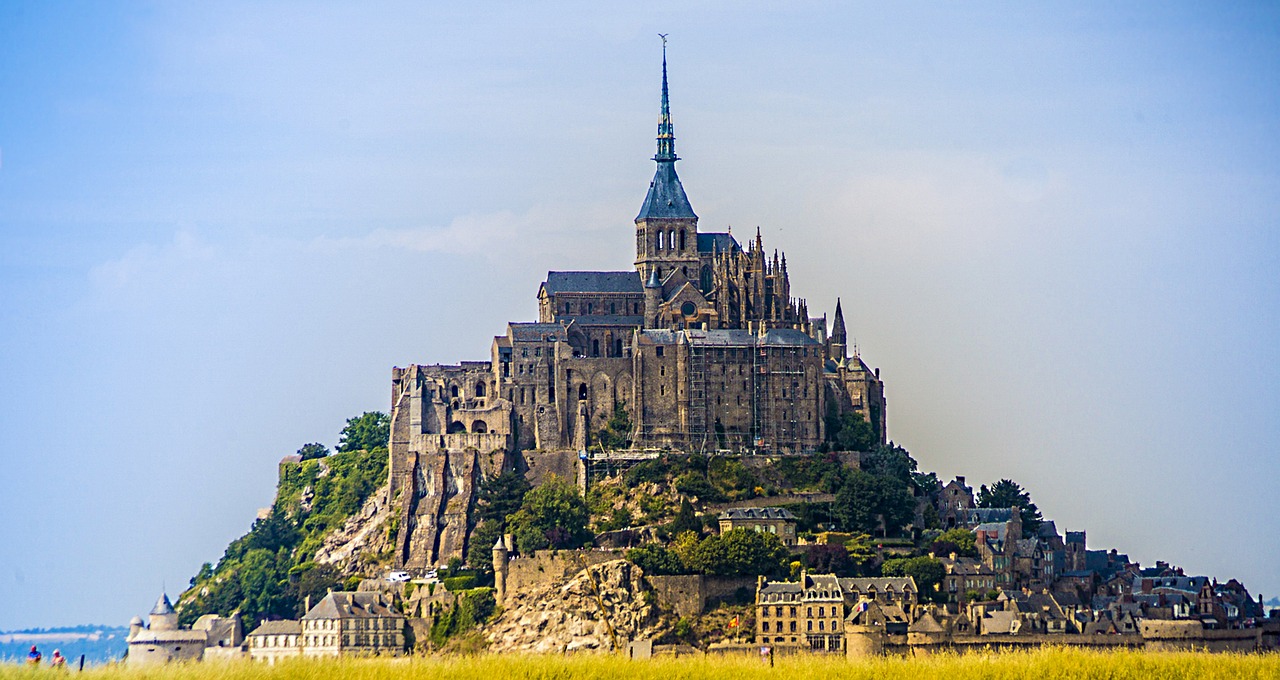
[679,229,686,251]
[615,339,623,356]
[564,301,570,314]
[657,231,665,250]
[578,383,588,400]
[591,339,599,357]
[668,230,675,251]
[700,266,712,292]
[450,385,459,397]
[475,381,486,397]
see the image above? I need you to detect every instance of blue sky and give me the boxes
[1,2,1277,629]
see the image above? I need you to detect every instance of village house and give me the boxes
[246,620,301,664]
[300,592,405,657]
[717,507,798,545]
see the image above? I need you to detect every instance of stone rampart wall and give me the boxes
[504,548,627,595]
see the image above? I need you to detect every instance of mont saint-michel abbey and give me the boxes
[388,52,886,570]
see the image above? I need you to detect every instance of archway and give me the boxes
[578,383,588,401]
[470,420,488,433]
[447,421,467,434]
[475,381,486,397]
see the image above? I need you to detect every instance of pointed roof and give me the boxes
[151,592,174,615]
[831,298,847,341]
[636,39,696,221]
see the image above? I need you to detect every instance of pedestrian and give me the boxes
[26,645,42,665]
[50,649,67,668]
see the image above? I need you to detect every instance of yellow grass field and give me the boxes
[3,648,1279,680]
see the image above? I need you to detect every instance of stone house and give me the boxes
[937,554,997,600]
[936,476,975,529]
[301,592,404,657]
[126,593,242,665]
[754,573,918,652]
[247,620,301,664]
[717,507,798,545]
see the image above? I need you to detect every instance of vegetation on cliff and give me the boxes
[177,413,390,626]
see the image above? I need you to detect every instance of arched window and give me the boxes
[470,420,488,433]
[447,421,466,434]
[450,385,459,398]
[679,229,686,251]
[578,383,588,400]
[657,231,664,250]
[668,230,676,252]
[591,339,599,357]
[614,338,623,357]
[475,381,486,397]
[700,265,713,292]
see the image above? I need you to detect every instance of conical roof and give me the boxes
[151,592,174,615]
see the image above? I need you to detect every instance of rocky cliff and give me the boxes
[485,559,668,653]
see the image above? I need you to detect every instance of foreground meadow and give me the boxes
[3,648,1279,680]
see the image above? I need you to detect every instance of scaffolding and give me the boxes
[687,343,709,453]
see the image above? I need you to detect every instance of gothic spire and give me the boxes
[655,37,676,162]
[832,298,847,341]
[636,36,696,221]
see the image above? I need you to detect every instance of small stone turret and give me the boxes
[643,268,662,328]
[492,536,510,603]
[148,592,178,632]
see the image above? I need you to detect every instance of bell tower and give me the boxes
[635,36,699,284]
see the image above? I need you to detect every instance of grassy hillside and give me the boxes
[1,648,1275,679]
[178,446,388,626]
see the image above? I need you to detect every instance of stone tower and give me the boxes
[492,536,509,603]
[634,40,699,286]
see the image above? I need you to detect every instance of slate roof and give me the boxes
[249,620,301,637]
[909,612,946,634]
[542,271,642,295]
[151,593,174,616]
[562,315,644,327]
[759,581,802,597]
[640,328,821,347]
[636,162,697,220]
[837,577,917,594]
[302,592,401,620]
[719,507,797,521]
[508,323,567,342]
[697,232,741,254]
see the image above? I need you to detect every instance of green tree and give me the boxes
[831,469,915,536]
[881,556,946,603]
[685,529,789,577]
[932,528,979,558]
[803,544,855,576]
[625,543,687,575]
[824,405,878,452]
[477,472,531,527]
[669,498,701,536]
[593,402,632,450]
[296,442,329,461]
[506,475,593,554]
[977,479,1043,533]
[337,411,390,452]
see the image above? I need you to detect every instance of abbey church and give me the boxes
[388,50,886,570]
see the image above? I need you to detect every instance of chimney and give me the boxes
[956,476,965,487]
